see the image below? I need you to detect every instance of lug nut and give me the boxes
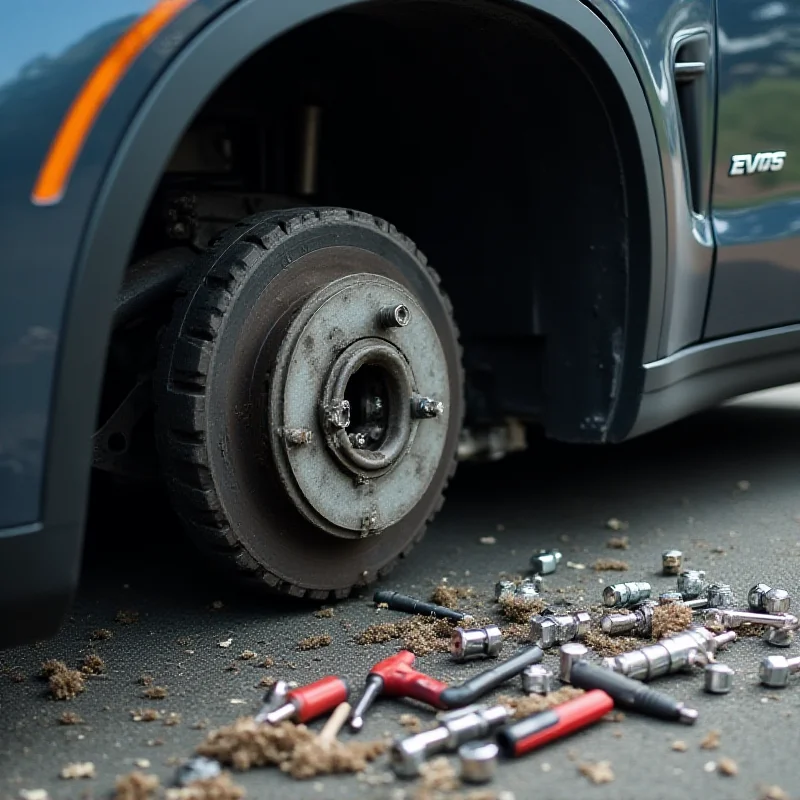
[759,654,800,688]
[749,584,792,615]
[704,663,734,694]
[706,584,736,610]
[559,642,588,683]
[529,549,562,575]
[530,611,591,649]
[662,550,683,576]
[378,304,411,328]
[602,581,652,608]
[521,664,554,695]
[411,395,444,419]
[600,605,653,637]
[704,608,798,630]
[763,627,795,648]
[677,570,706,599]
[450,625,504,662]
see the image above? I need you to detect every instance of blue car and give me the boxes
[2,0,799,646]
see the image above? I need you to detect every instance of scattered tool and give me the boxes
[516,578,542,601]
[748,584,792,614]
[601,605,653,637]
[253,680,290,723]
[706,584,737,610]
[390,704,509,777]
[530,549,562,575]
[521,664,553,695]
[558,642,588,683]
[704,608,798,630]
[602,627,736,680]
[759,654,800,688]
[704,663,734,694]
[373,590,474,622]
[763,627,795,647]
[260,676,350,724]
[451,625,504,662]
[570,660,698,723]
[459,741,499,784]
[349,651,449,731]
[495,690,614,757]
[318,702,352,744]
[602,581,651,608]
[662,549,683,575]
[659,591,684,605]
[530,611,591,648]
[677,570,706,599]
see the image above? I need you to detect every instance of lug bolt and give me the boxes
[521,664,554,695]
[704,609,798,630]
[662,549,683,576]
[759,654,800,688]
[602,581,651,608]
[529,549,562,575]
[706,584,736,610]
[530,611,591,649]
[748,584,792,615]
[411,395,444,419]
[378,304,411,328]
[677,570,706,599]
[601,605,653,637]
[704,663,734,694]
[282,427,313,446]
[325,400,351,429]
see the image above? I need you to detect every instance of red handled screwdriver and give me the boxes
[495,689,613,757]
[259,676,350,725]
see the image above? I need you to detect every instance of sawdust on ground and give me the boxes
[164,773,246,799]
[498,687,585,719]
[651,604,693,639]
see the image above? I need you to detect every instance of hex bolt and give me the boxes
[521,664,554,695]
[706,584,736,610]
[529,549,563,575]
[559,642,589,683]
[495,580,516,601]
[450,625,504,662]
[325,399,351,429]
[748,583,771,611]
[759,654,800,688]
[659,591,684,605]
[763,627,795,648]
[411,395,444,419]
[601,605,653,637]
[676,570,706,599]
[515,578,542,601]
[282,427,313,446]
[530,611,591,649]
[704,609,798,630]
[662,549,683,576]
[749,584,792,615]
[602,581,652,608]
[704,663,734,694]
[378,304,411,328]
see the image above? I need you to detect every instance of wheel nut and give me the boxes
[763,627,795,648]
[602,581,651,608]
[459,741,498,785]
[559,642,588,683]
[450,625,504,662]
[764,588,792,615]
[662,549,682,575]
[378,304,411,328]
[411,395,444,418]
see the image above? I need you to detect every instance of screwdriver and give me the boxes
[373,590,474,622]
[569,660,699,724]
[260,676,350,724]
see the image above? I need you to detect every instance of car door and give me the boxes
[705,0,800,338]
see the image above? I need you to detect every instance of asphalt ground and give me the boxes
[2,387,800,800]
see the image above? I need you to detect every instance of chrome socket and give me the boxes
[450,625,504,662]
[530,611,592,649]
[521,664,554,695]
[602,581,652,608]
[677,570,706,600]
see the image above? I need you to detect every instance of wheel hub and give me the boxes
[268,273,449,538]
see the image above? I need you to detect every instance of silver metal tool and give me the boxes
[602,581,651,608]
[450,625,504,662]
[704,608,798,630]
[521,664,554,695]
[530,549,562,575]
[706,584,736,610]
[662,550,683,576]
[530,611,592,649]
[748,584,792,615]
[516,578,542,601]
[763,627,795,648]
[389,704,509,777]
[677,570,706,599]
[659,591,684,605]
[759,654,800,688]
[601,627,736,681]
[494,580,516,601]
[684,597,709,610]
[704,663,734,694]
[559,642,588,683]
[459,741,498,784]
[601,604,653,637]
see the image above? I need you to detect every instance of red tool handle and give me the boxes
[288,676,350,723]
[381,660,449,709]
[497,690,614,757]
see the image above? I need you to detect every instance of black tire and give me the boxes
[154,208,463,600]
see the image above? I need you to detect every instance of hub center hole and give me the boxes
[344,364,391,451]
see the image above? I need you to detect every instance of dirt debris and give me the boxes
[19,790,49,800]
[49,668,86,700]
[80,653,106,675]
[606,536,630,550]
[605,518,629,532]
[238,650,257,660]
[257,676,276,689]
[399,714,423,733]
[314,608,334,619]
[603,711,625,723]
[501,623,530,641]
[138,674,155,686]
[717,757,738,776]
[115,609,140,625]
[671,740,688,752]
[651,603,693,640]
[134,760,151,769]
[41,659,68,678]
[131,709,162,722]
[592,559,629,572]
[584,631,641,657]
[60,762,96,779]
[479,536,497,545]
[4,667,26,683]
[143,686,168,700]
[700,730,721,750]
[356,622,402,645]
[356,616,455,656]
[113,771,160,799]
[164,712,182,727]
[498,687,585,720]
[297,635,332,651]
[58,711,83,725]
[759,786,790,800]
[219,639,233,649]
[165,773,246,800]
[417,757,460,793]
[91,628,113,640]
[197,717,386,779]
[259,657,275,668]
[497,595,545,624]
[430,584,473,609]
[578,761,615,784]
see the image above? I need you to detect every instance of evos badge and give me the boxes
[729,151,786,176]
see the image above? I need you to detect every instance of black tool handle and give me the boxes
[570,660,697,723]
[440,644,544,708]
[373,590,471,622]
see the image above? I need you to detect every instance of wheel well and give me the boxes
[126,0,652,443]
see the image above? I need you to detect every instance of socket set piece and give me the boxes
[530,611,592,649]
[601,627,737,681]
[748,584,792,615]
[763,627,795,648]
[706,584,737,610]
[529,549,562,575]
[703,609,798,631]
[494,576,542,602]
[676,570,706,599]
[390,704,509,777]
[704,663,734,694]
[451,625,504,662]
[459,741,499,784]
[662,550,683,576]
[559,642,588,683]
[759,655,800,688]
[521,664,554,695]
[601,605,654,637]
[602,581,652,608]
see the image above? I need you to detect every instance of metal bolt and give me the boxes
[459,741,498,785]
[706,584,736,610]
[282,427,313,446]
[521,664,554,695]
[764,589,792,615]
[450,625,504,662]
[602,581,652,608]
[662,549,683,576]
[348,431,367,449]
[378,304,411,328]
[325,399,351,429]
[748,583,771,611]
[684,597,709,610]
[659,591,684,605]
[601,605,653,637]
[515,578,542,601]
[494,580,516,601]
[529,549,563,575]
[704,609,798,630]
[763,627,795,648]
[559,642,588,683]
[531,611,591,649]
[411,395,444,419]
[759,654,800,688]
[704,663,734,694]
[677,570,706,599]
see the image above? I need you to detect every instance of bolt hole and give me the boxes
[106,432,128,454]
